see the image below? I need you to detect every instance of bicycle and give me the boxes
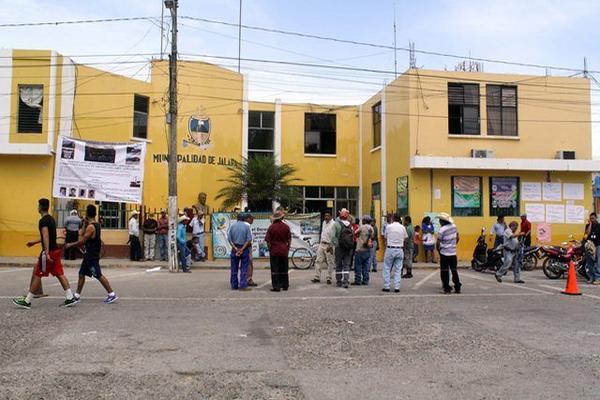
[291,237,319,270]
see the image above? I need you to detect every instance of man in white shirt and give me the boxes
[437,212,462,294]
[190,211,206,261]
[128,210,142,261]
[312,212,336,284]
[382,213,408,293]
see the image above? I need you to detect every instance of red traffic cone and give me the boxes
[562,260,582,296]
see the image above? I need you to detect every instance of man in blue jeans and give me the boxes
[227,213,253,291]
[352,215,374,285]
[177,215,191,272]
[584,212,600,284]
[382,214,407,293]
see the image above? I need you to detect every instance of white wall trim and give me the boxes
[46,51,57,149]
[380,87,387,213]
[275,98,282,165]
[58,56,75,138]
[0,144,52,155]
[0,49,12,146]
[358,104,363,218]
[411,155,600,172]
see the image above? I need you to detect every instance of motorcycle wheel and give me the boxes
[522,254,537,271]
[542,257,564,280]
[471,259,484,272]
[576,260,589,280]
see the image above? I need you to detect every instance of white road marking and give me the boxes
[48,271,146,288]
[0,268,30,274]
[462,272,554,295]
[538,284,600,300]
[257,269,294,289]
[413,271,438,289]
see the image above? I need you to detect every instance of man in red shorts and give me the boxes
[13,198,77,309]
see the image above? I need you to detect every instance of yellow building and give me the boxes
[0,49,598,260]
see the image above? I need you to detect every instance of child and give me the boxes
[413,225,422,263]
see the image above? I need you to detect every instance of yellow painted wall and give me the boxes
[360,93,382,215]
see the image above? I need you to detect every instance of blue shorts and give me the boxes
[79,256,102,279]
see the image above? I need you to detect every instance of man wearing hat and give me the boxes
[352,215,375,286]
[156,210,169,261]
[436,212,462,294]
[64,209,82,260]
[128,210,142,261]
[142,212,158,261]
[331,208,354,288]
[227,213,253,289]
[265,210,292,292]
[177,214,191,272]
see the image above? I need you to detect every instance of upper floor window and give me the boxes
[18,85,43,133]
[248,111,274,159]
[372,101,381,148]
[133,94,149,139]
[305,113,336,155]
[487,85,518,136]
[448,83,480,135]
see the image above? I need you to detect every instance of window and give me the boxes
[248,111,274,159]
[133,95,149,139]
[452,176,482,216]
[487,85,517,136]
[372,102,381,148]
[490,177,520,216]
[396,176,409,217]
[18,85,43,133]
[298,186,358,216]
[448,83,480,135]
[304,113,336,155]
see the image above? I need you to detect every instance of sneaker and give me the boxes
[12,297,31,310]
[62,298,78,308]
[103,293,119,304]
[311,278,320,283]
[326,278,332,285]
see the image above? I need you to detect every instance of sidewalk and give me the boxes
[0,257,470,270]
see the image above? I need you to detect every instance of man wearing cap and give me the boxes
[142,213,158,261]
[382,213,407,293]
[64,209,82,260]
[312,211,336,284]
[190,208,206,262]
[352,215,375,286]
[265,210,292,292]
[437,213,462,294]
[227,213,253,290]
[128,210,142,261]
[156,210,169,261]
[177,214,191,272]
[331,208,354,288]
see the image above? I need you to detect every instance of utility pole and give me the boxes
[393,2,397,78]
[165,0,179,272]
[237,0,243,73]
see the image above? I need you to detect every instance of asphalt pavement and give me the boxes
[1,265,600,399]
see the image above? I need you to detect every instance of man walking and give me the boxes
[227,213,252,290]
[64,205,118,304]
[312,211,336,284]
[437,213,462,294]
[265,210,292,292]
[332,208,354,288]
[492,215,506,249]
[352,215,374,286]
[64,209,81,260]
[177,215,191,272]
[128,210,142,261]
[382,213,407,293]
[13,198,77,309]
[142,213,158,261]
[402,215,414,279]
[156,210,168,261]
[495,221,525,284]
[190,208,206,261]
[369,219,379,272]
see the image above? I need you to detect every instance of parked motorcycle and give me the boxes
[471,228,504,273]
[521,241,542,271]
[540,238,588,280]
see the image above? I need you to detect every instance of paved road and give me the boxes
[1,266,599,399]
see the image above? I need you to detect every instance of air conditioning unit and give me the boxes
[471,149,495,158]
[555,150,576,160]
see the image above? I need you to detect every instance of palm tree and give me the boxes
[216,155,302,211]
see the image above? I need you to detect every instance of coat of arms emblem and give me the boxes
[185,115,211,148]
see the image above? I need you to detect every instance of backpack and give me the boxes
[339,222,355,250]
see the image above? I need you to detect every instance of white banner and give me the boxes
[565,205,585,224]
[52,136,146,204]
[542,182,562,202]
[521,182,541,201]
[546,204,565,223]
[525,203,545,223]
[563,183,584,200]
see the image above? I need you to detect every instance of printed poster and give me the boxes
[563,183,584,200]
[565,205,585,224]
[396,176,409,212]
[545,204,565,223]
[490,177,518,209]
[542,182,562,202]
[537,223,552,244]
[453,176,481,208]
[525,203,545,223]
[52,136,146,204]
[521,182,542,201]
[211,212,321,259]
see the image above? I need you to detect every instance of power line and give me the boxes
[0,16,158,28]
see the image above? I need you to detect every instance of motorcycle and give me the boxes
[540,238,588,280]
[521,240,542,271]
[471,228,504,273]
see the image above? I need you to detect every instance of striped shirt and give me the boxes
[438,224,458,256]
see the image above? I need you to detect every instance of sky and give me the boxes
[1,0,600,156]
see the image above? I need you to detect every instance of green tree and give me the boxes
[216,155,302,211]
